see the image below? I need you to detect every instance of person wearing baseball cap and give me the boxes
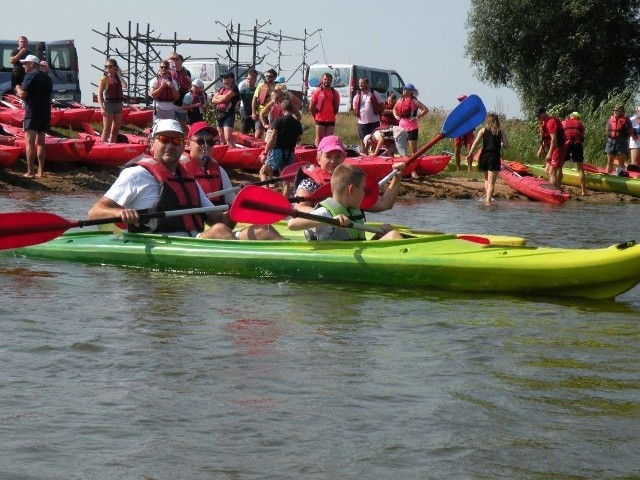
[393,82,429,177]
[292,135,406,216]
[88,118,282,241]
[15,52,52,178]
[182,78,208,124]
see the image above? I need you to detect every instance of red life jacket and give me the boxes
[380,100,399,127]
[295,165,332,193]
[353,90,381,118]
[608,115,630,139]
[562,118,584,144]
[395,97,416,118]
[171,67,192,93]
[156,76,176,102]
[179,154,223,203]
[257,82,274,106]
[215,86,239,112]
[268,103,284,126]
[132,157,205,234]
[540,116,565,146]
[104,74,123,103]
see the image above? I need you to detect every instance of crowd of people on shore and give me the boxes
[6,38,640,240]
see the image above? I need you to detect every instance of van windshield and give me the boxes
[308,65,350,89]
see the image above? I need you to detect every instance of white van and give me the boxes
[0,39,81,101]
[182,60,229,93]
[304,63,405,113]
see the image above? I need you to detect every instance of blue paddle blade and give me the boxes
[442,94,487,139]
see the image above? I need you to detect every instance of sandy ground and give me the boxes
[1,158,637,204]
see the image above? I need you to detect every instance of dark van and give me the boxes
[0,39,81,102]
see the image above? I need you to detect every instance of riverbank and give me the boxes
[0,158,637,204]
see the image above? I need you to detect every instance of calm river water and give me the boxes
[1,191,639,479]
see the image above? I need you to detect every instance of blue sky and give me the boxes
[7,0,523,117]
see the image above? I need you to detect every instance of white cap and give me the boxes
[191,79,204,89]
[20,54,40,64]
[152,119,184,137]
[363,134,372,147]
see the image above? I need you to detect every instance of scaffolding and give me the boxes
[91,21,322,105]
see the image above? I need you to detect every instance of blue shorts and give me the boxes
[605,137,629,155]
[266,148,295,172]
[217,113,235,128]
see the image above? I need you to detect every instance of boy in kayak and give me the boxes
[292,135,406,214]
[87,119,281,240]
[288,163,402,241]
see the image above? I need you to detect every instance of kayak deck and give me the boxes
[13,231,640,300]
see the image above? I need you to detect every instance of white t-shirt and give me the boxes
[104,164,212,207]
[149,77,179,111]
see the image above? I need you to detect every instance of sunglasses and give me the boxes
[104,65,114,68]
[155,135,184,145]
[192,137,215,145]
[159,65,169,69]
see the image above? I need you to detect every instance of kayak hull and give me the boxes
[499,162,570,204]
[13,231,640,300]
[414,154,452,176]
[82,142,147,167]
[527,163,640,197]
[0,144,21,167]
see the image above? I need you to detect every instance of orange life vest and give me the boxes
[608,115,630,139]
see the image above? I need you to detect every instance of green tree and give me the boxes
[465,0,640,114]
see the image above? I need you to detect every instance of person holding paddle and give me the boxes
[87,119,281,240]
[288,164,402,241]
[292,135,405,214]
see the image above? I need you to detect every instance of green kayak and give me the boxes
[526,163,640,197]
[13,230,640,300]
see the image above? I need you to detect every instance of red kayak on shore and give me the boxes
[413,154,452,176]
[217,146,264,170]
[2,123,95,162]
[0,107,64,127]
[53,108,96,128]
[499,161,570,205]
[122,107,153,128]
[82,142,147,167]
[343,155,420,182]
[0,144,21,167]
[232,132,318,166]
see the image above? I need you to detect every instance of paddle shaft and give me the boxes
[239,199,386,234]
[2,205,229,238]
[378,133,444,185]
[206,173,295,199]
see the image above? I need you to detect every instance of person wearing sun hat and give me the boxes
[292,135,406,215]
[182,78,208,124]
[562,111,587,195]
[393,83,429,177]
[15,54,52,179]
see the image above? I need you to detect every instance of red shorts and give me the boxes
[454,131,474,148]
[546,144,567,168]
